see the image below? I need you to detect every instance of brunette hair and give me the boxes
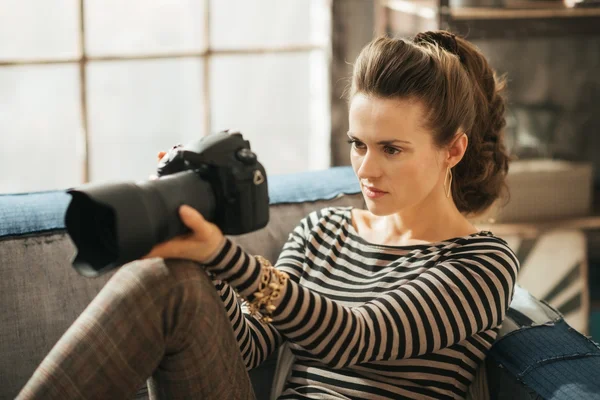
[349,31,510,216]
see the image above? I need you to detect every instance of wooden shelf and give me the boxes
[444,3,600,38]
[476,215,600,237]
[445,14,600,38]
[384,0,600,39]
[475,186,600,236]
[449,6,600,20]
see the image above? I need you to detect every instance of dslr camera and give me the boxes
[64,130,269,277]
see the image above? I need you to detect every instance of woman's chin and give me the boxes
[364,198,397,216]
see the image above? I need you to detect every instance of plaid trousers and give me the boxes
[17,258,257,400]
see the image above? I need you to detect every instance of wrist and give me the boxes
[200,239,263,296]
[200,236,228,265]
[202,238,248,281]
[245,256,290,324]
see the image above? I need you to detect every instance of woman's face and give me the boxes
[348,94,447,216]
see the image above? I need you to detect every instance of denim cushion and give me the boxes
[268,166,359,204]
[0,191,70,238]
[486,286,600,400]
[487,319,600,400]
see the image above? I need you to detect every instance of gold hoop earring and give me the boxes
[444,167,453,198]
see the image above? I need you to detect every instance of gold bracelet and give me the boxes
[246,255,289,324]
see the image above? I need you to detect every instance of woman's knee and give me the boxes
[113,258,216,303]
[109,258,225,346]
[101,258,220,322]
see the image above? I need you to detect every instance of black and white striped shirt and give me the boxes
[205,207,519,399]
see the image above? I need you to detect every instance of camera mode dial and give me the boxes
[236,148,257,165]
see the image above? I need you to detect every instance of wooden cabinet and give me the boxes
[378,0,600,39]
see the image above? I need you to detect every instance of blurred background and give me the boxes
[0,1,599,336]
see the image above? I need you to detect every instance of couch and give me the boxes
[1,166,599,400]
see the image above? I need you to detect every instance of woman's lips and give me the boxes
[363,186,387,199]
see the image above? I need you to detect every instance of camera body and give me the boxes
[157,130,270,235]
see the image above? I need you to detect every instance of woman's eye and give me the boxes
[347,139,366,150]
[383,146,401,155]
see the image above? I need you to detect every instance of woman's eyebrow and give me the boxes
[347,132,411,145]
[377,139,411,145]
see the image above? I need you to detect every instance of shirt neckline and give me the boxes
[343,207,494,251]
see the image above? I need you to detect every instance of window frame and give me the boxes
[0,0,328,184]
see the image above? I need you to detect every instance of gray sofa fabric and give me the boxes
[0,232,132,398]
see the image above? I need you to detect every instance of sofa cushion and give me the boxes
[0,232,117,400]
[0,191,70,238]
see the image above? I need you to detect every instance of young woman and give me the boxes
[18,31,519,400]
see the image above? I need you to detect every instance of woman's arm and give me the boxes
[212,280,283,369]
[205,235,519,369]
[209,222,308,370]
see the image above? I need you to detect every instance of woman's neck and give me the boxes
[357,193,477,246]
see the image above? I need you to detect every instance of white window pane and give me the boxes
[87,59,205,183]
[0,0,80,60]
[84,0,206,56]
[0,65,82,194]
[211,0,329,48]
[210,51,330,176]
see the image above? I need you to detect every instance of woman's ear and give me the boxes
[447,132,468,167]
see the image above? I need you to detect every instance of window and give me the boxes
[0,0,331,194]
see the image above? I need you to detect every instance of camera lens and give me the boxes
[65,192,119,276]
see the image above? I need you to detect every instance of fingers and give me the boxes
[179,205,216,238]
[151,151,167,180]
[142,238,187,260]
[148,151,167,181]
[141,235,194,260]
[179,205,205,228]
[140,205,223,263]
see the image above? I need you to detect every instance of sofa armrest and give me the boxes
[487,286,600,400]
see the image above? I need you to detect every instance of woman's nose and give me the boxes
[356,151,382,180]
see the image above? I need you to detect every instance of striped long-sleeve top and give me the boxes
[204,206,519,399]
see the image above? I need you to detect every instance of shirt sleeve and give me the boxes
[209,219,308,370]
[212,280,283,370]
[205,226,519,370]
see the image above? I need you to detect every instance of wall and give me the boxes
[330,0,375,167]
[473,36,600,184]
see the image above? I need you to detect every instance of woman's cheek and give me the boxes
[350,152,361,172]
[397,162,426,193]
